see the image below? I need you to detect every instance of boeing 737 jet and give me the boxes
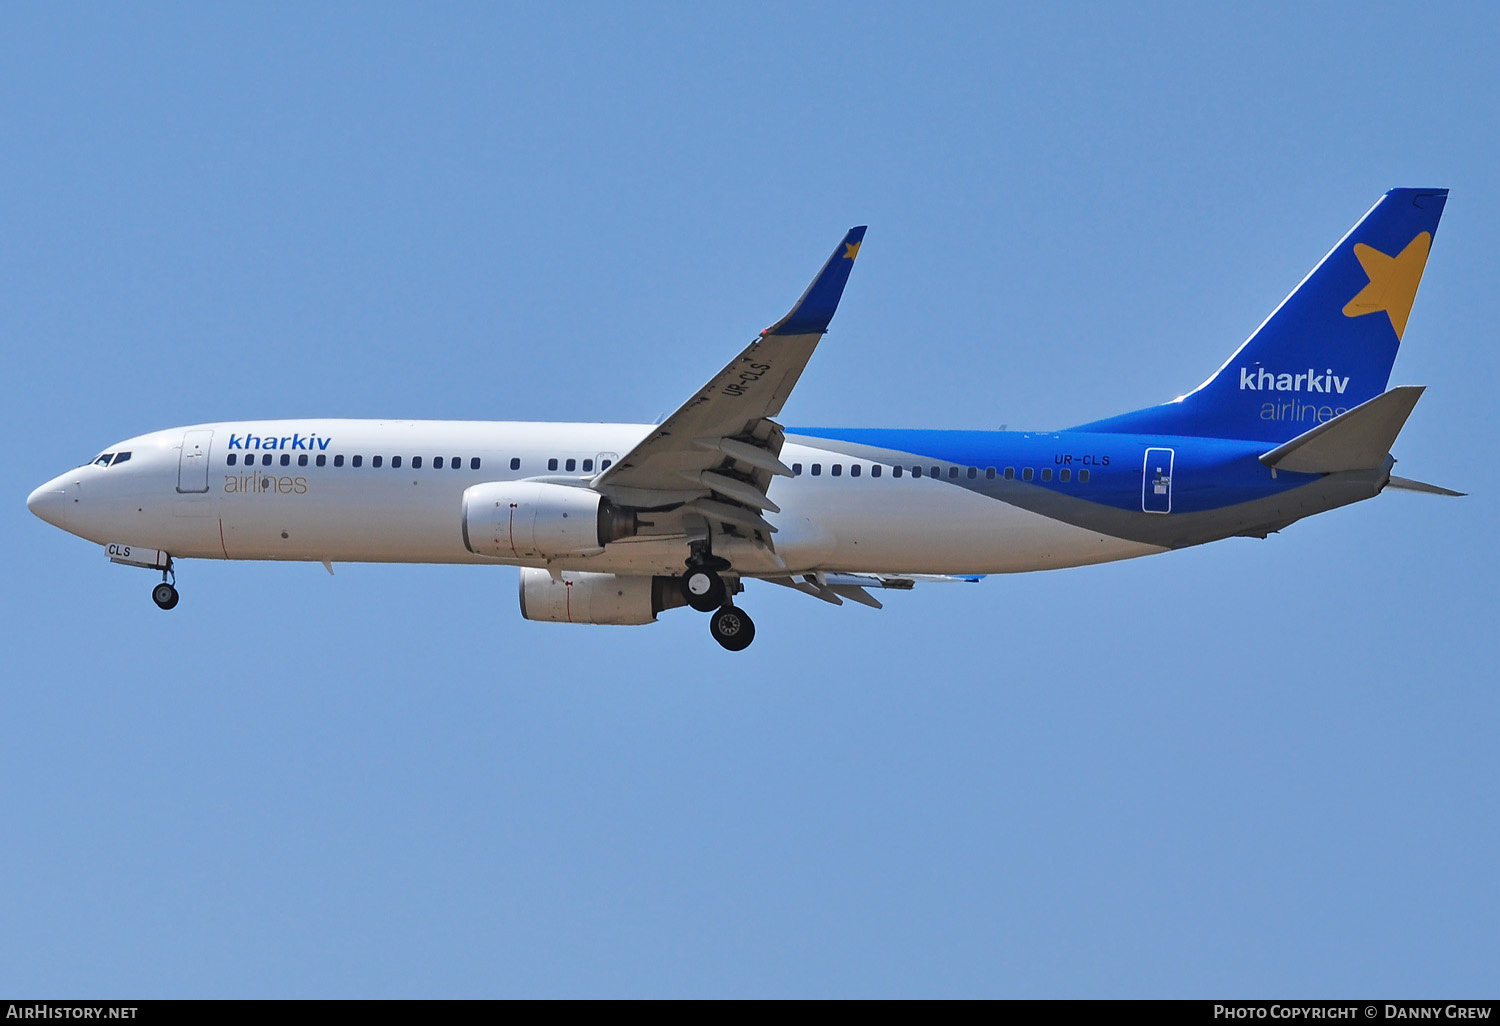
[26,189,1461,650]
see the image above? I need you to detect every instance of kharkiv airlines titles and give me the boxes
[1238,367,1351,393]
[226,432,332,451]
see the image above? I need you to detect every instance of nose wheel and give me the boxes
[151,558,179,610]
[709,604,755,651]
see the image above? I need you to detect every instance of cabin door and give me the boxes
[177,430,213,494]
[1142,447,1174,514]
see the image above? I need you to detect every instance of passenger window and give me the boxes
[1004,467,1015,480]
[262,454,273,466]
[474,458,484,470]
[871,465,881,478]
[316,454,326,467]
[451,457,460,469]
[412,456,422,469]
[831,464,842,477]
[600,459,612,469]
[434,456,445,469]
[227,454,237,466]
[985,467,996,479]
[1060,468,1071,482]
[850,464,861,477]
[565,458,576,472]
[811,464,822,476]
[280,454,291,467]
[1041,468,1052,482]
[509,458,520,471]
[931,466,941,478]
[1079,469,1090,483]
[352,455,363,468]
[892,465,902,478]
[792,463,803,476]
[548,458,558,471]
[392,456,402,468]
[582,459,593,472]
[966,467,976,479]
[912,466,922,478]
[334,455,345,467]
[372,456,383,468]
[298,454,308,467]
[1022,468,1033,481]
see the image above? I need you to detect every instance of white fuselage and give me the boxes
[30,419,1162,577]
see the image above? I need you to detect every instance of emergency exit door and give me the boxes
[177,429,213,493]
[1142,447,1174,514]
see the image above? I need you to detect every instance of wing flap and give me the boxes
[762,571,981,609]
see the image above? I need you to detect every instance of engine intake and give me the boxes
[518,569,687,625]
[462,481,637,560]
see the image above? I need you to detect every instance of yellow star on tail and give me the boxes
[1342,231,1432,339]
[844,241,861,260]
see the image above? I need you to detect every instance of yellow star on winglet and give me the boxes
[1342,231,1432,339]
[844,241,861,260]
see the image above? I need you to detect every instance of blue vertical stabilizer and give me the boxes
[1074,188,1447,442]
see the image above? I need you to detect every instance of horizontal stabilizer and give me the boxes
[1386,475,1466,497]
[1259,386,1424,474]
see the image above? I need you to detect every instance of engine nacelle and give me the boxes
[462,481,637,560]
[518,569,687,625]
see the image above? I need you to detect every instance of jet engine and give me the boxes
[462,481,637,560]
[518,568,687,625]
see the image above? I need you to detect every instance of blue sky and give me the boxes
[3,3,1496,997]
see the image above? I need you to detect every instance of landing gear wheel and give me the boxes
[152,582,179,610]
[709,604,755,651]
[682,568,727,612]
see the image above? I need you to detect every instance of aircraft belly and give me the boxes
[798,483,1162,573]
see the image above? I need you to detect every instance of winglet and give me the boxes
[764,226,867,336]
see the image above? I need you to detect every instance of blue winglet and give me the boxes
[765,226,867,336]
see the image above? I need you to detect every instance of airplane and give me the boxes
[26,188,1462,651]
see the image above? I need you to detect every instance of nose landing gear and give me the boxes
[151,559,179,610]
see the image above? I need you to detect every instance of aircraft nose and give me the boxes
[26,479,71,529]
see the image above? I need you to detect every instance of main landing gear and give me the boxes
[151,559,179,610]
[681,554,755,652]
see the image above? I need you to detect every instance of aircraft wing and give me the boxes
[591,227,867,534]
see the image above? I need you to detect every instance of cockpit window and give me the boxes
[94,453,114,467]
[110,452,131,466]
